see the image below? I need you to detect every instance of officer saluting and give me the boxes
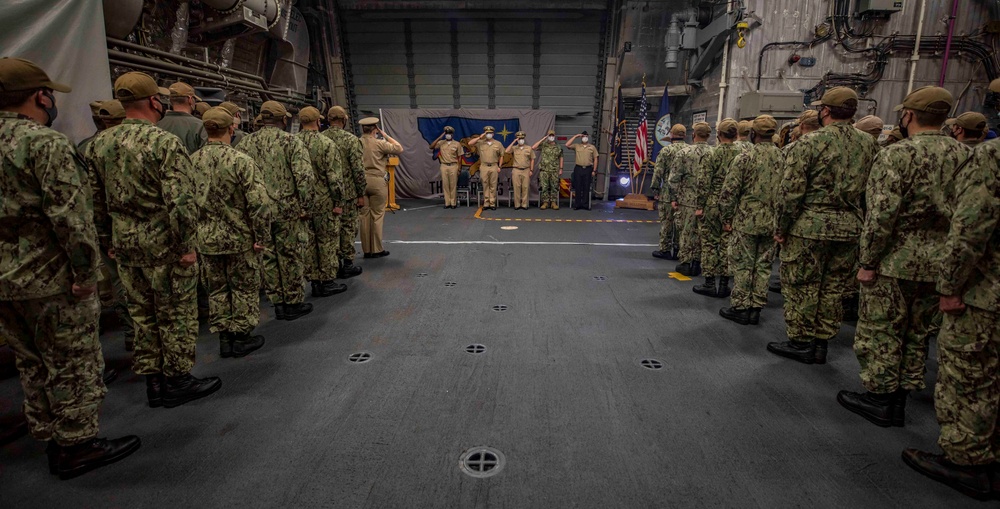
[429,126,464,209]
[359,117,403,258]
[468,126,503,210]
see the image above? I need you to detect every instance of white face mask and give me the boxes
[582,137,589,144]
[445,134,452,140]
[518,139,525,145]
[548,136,555,142]
[485,133,493,140]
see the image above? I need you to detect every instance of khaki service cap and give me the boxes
[260,100,292,119]
[717,119,738,135]
[547,129,556,136]
[893,86,953,114]
[444,126,455,134]
[811,86,858,107]
[752,115,778,136]
[299,106,323,124]
[515,131,526,139]
[359,117,380,126]
[692,122,711,137]
[737,120,752,136]
[483,125,495,133]
[327,105,348,120]
[168,82,201,100]
[202,107,234,130]
[219,101,245,116]
[669,123,687,137]
[114,72,169,102]
[954,111,988,131]
[798,109,820,128]
[0,57,71,93]
[853,114,883,136]
[98,100,125,120]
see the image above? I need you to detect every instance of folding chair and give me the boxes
[456,168,473,208]
[569,182,594,210]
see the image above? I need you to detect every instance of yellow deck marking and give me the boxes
[473,207,657,224]
[668,272,692,281]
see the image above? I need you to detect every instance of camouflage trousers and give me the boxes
[676,205,700,263]
[119,262,199,376]
[201,250,262,335]
[657,200,678,253]
[306,212,342,281]
[699,206,730,277]
[99,250,133,339]
[264,219,308,305]
[729,232,774,310]
[779,236,857,343]
[853,276,939,393]
[539,171,560,204]
[339,200,360,262]
[0,293,105,445]
[936,305,1000,465]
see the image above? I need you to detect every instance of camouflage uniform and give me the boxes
[156,111,207,154]
[650,143,686,254]
[86,119,204,376]
[775,122,878,343]
[935,139,1000,465]
[854,132,972,394]
[719,142,783,310]
[698,143,743,277]
[323,126,366,262]
[191,142,271,334]
[238,126,314,305]
[298,130,346,281]
[538,141,563,205]
[669,142,712,264]
[0,111,105,446]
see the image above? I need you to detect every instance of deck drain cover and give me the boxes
[492,305,508,312]
[593,276,607,281]
[444,281,457,287]
[640,359,663,370]
[348,352,372,363]
[465,344,486,354]
[459,446,506,478]
[416,273,428,278]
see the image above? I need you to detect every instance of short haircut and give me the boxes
[205,126,230,138]
[170,96,190,106]
[912,109,948,128]
[0,89,38,109]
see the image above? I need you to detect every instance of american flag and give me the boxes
[633,81,648,177]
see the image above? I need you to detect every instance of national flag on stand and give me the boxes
[610,85,625,170]
[632,80,649,177]
[651,86,671,161]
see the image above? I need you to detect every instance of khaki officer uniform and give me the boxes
[359,117,402,256]
[435,126,464,207]
[156,82,207,154]
[476,126,504,208]
[508,131,535,209]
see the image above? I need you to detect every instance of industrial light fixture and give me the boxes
[618,175,631,187]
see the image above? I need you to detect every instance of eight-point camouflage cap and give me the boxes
[98,100,126,120]
[0,57,71,93]
[811,86,858,107]
[202,107,234,130]
[893,86,953,114]
[692,122,711,136]
[299,106,323,123]
[114,72,170,102]
[954,111,988,131]
[219,101,246,115]
[168,81,201,100]
[359,117,380,126]
[260,100,291,119]
[752,115,777,135]
[327,105,348,120]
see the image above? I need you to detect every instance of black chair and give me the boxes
[456,168,475,208]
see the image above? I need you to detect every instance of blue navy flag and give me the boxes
[610,85,625,169]
[418,116,520,163]
[651,87,671,161]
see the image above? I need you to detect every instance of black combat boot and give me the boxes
[274,303,286,320]
[146,374,164,408]
[219,332,233,358]
[717,276,732,298]
[692,276,717,297]
[312,280,335,297]
[748,308,761,325]
[843,294,860,322]
[902,449,992,501]
[102,367,119,385]
[813,339,828,364]
[689,260,702,277]
[231,332,265,358]
[675,262,692,275]
[46,441,58,474]
[652,250,671,260]
[766,340,816,364]
[281,302,313,321]
[338,259,363,279]
[892,389,910,427]
[837,389,895,427]
[719,307,751,325]
[322,280,348,295]
[54,435,141,480]
[161,373,222,408]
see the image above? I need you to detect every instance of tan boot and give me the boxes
[540,202,549,210]
[551,201,560,210]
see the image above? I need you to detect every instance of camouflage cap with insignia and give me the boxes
[752,115,778,135]
[483,125,495,133]
[299,106,323,123]
[359,117,380,126]
[168,81,201,100]
[202,107,234,130]
[954,111,988,131]
[327,105,348,120]
[669,123,687,136]
[114,72,170,102]
[98,100,126,120]
[259,100,292,119]
[0,57,71,93]
[811,86,858,107]
[893,86,953,114]
[219,101,246,116]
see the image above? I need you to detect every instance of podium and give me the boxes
[387,156,400,211]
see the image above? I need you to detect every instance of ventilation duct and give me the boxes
[268,4,310,94]
[664,8,698,69]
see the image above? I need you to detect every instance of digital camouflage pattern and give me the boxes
[651,143,686,253]
[238,126,314,222]
[85,119,203,267]
[0,112,100,299]
[775,122,878,241]
[779,236,857,343]
[191,142,271,255]
[299,130,347,280]
[538,141,563,204]
[201,250,261,334]
[860,132,972,281]
[728,232,774,310]
[156,111,206,154]
[670,142,713,263]
[323,126,366,261]
[119,262,198,376]
[718,142,784,236]
[698,142,743,277]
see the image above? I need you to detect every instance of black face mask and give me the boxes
[899,112,911,139]
[37,90,57,127]
[152,97,167,121]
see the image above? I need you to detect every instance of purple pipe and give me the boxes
[939,0,959,87]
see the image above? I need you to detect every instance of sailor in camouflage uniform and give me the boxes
[219,101,247,148]
[238,101,315,320]
[323,106,365,279]
[650,124,686,260]
[734,120,752,150]
[902,125,1000,500]
[298,106,349,298]
[532,129,563,210]
[717,116,783,326]
[693,118,742,298]
[948,111,989,148]
[837,87,971,427]
[0,57,140,479]
[669,122,713,276]
[87,72,222,409]
[768,87,878,365]
[191,107,270,358]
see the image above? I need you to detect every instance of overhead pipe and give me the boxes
[107,37,271,90]
[906,0,928,94]
[938,0,959,87]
